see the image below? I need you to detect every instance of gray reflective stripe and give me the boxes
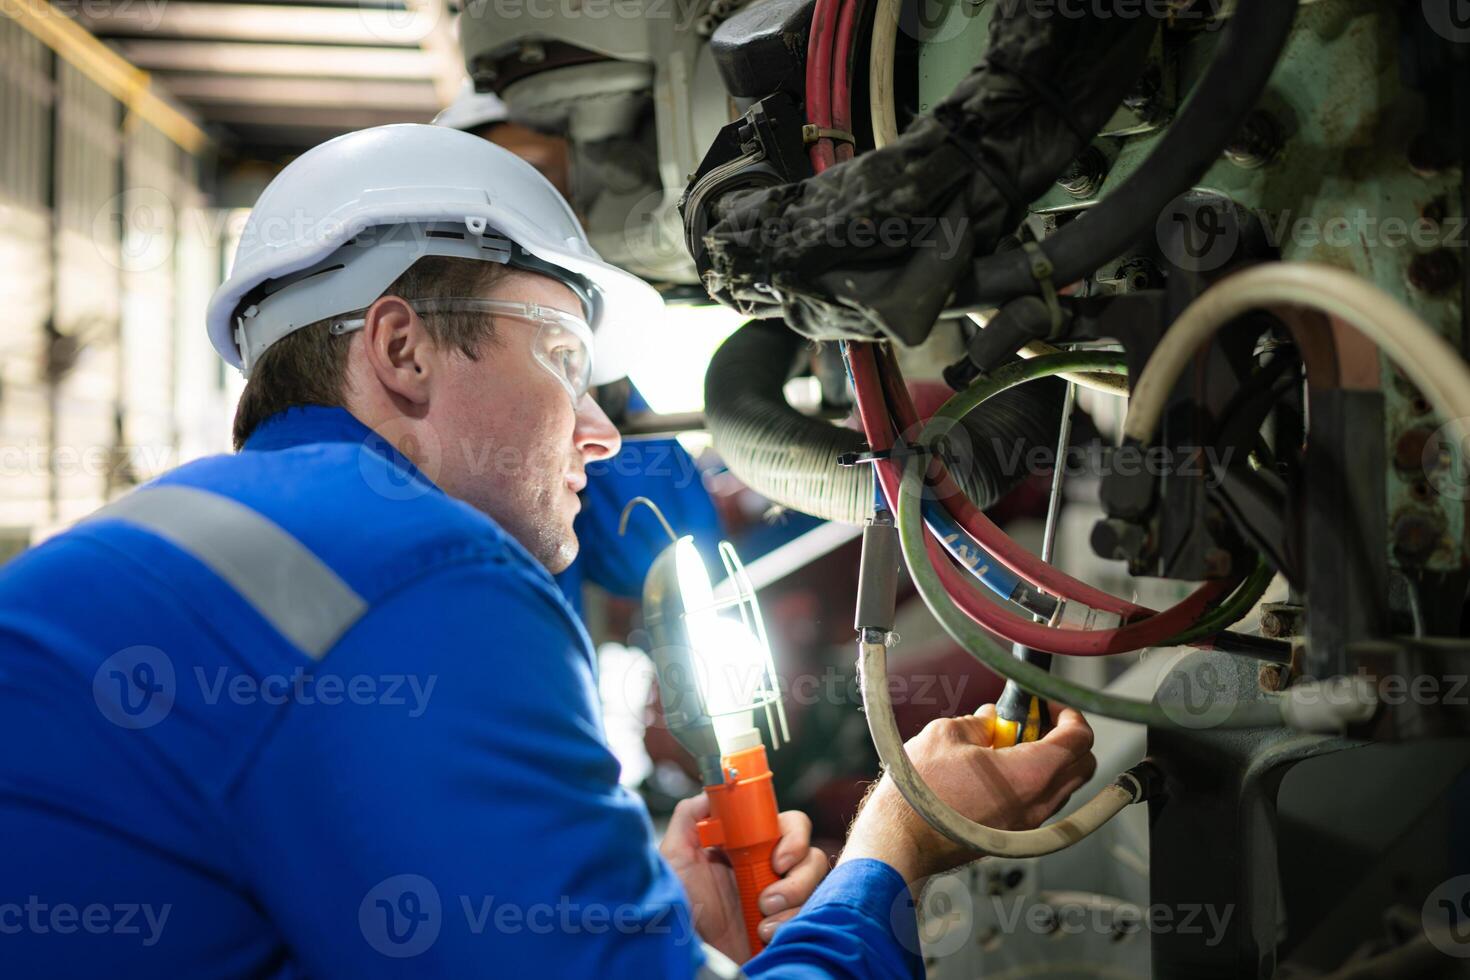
[698,943,747,980]
[90,485,367,659]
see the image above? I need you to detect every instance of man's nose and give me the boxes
[574,395,622,463]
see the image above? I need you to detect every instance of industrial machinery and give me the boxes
[459,0,1470,975]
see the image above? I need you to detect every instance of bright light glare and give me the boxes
[690,617,767,717]
[674,537,767,718]
[626,304,748,415]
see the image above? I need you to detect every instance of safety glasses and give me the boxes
[329,297,594,408]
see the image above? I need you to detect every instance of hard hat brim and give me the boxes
[206,191,663,386]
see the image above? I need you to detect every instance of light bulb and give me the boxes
[674,537,767,753]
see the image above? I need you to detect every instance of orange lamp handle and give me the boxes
[696,744,782,955]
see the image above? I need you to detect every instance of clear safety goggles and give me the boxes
[329,297,595,408]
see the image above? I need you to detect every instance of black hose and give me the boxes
[966,295,1072,376]
[704,320,1066,524]
[958,0,1302,307]
[704,320,873,524]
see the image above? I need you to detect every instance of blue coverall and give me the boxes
[0,406,922,978]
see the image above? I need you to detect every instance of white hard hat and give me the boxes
[206,123,661,384]
[432,80,510,132]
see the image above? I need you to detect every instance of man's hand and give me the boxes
[840,704,1097,884]
[660,794,830,962]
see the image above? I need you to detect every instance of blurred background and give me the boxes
[0,0,1164,858]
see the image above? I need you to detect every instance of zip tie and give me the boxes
[1022,240,1065,335]
[837,442,932,468]
[802,124,856,147]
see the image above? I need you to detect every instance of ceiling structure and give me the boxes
[76,0,463,159]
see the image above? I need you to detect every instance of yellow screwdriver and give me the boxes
[991,380,1073,749]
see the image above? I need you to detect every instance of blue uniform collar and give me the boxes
[244,406,440,493]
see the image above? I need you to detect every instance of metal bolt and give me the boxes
[1393,512,1441,562]
[519,41,546,63]
[1091,518,1148,563]
[1056,146,1107,199]
[469,56,498,93]
[1408,250,1460,294]
[1225,111,1281,169]
[1260,603,1303,638]
[1122,65,1162,121]
[1408,133,1454,178]
[1394,427,1434,471]
[1114,257,1162,293]
[1259,663,1286,693]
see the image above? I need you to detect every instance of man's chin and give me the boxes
[540,531,580,575]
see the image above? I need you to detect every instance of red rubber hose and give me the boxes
[849,342,1230,656]
[805,0,838,172]
[872,344,1147,618]
[831,0,858,163]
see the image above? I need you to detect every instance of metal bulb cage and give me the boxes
[624,498,790,785]
[701,539,790,748]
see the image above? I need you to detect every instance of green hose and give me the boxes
[1163,556,1276,647]
[898,351,1286,728]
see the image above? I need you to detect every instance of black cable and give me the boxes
[956,0,1302,308]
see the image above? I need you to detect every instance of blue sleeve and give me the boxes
[226,558,919,978]
[574,436,721,599]
[750,860,922,979]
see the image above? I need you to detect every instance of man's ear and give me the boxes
[360,294,434,405]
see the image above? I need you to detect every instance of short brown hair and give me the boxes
[232,256,509,449]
